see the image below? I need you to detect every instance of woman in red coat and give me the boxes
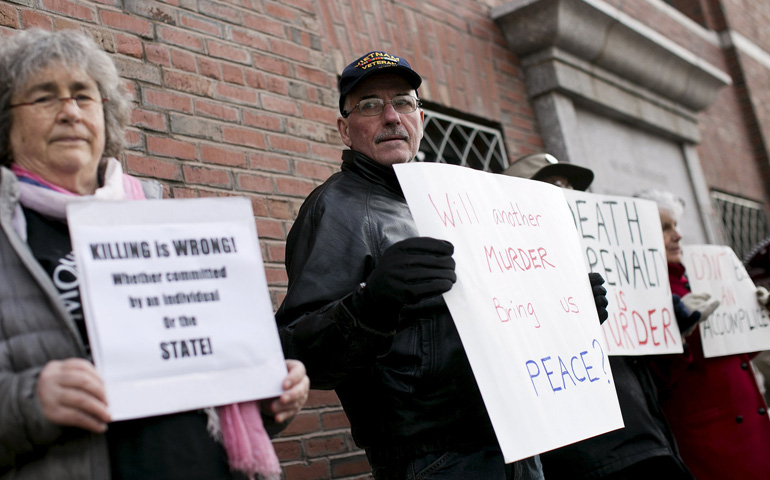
[640,190,770,480]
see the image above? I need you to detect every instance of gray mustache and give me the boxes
[374,128,409,144]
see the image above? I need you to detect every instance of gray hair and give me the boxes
[635,189,686,221]
[0,29,131,166]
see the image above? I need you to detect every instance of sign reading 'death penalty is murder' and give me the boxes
[394,162,623,464]
[563,190,683,356]
[67,198,286,421]
[682,244,770,358]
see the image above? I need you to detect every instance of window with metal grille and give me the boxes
[711,191,770,260]
[416,107,508,173]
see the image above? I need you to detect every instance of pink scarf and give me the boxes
[13,160,282,479]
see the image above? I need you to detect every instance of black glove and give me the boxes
[353,237,457,330]
[672,294,701,335]
[589,272,609,324]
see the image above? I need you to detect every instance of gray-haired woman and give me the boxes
[0,29,308,480]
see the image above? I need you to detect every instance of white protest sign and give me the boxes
[563,190,682,356]
[394,162,623,463]
[681,244,770,357]
[67,197,286,421]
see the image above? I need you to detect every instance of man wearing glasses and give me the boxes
[276,51,546,479]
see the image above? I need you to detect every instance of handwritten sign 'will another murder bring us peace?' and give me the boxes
[563,191,683,356]
[394,162,623,464]
[67,197,286,421]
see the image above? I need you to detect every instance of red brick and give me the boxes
[183,165,232,188]
[125,154,182,181]
[252,51,292,76]
[130,108,167,132]
[243,12,286,38]
[321,410,351,430]
[280,0,314,14]
[331,454,372,478]
[0,3,19,28]
[145,44,171,67]
[164,71,215,97]
[295,65,331,87]
[245,69,268,89]
[123,129,143,150]
[266,242,286,262]
[311,143,344,163]
[268,135,309,155]
[269,37,310,62]
[179,13,222,36]
[304,434,347,457]
[251,197,269,217]
[273,439,302,461]
[300,102,336,125]
[199,0,242,24]
[283,460,329,480]
[305,390,340,408]
[267,76,289,96]
[236,172,274,193]
[267,199,292,220]
[249,153,291,173]
[243,110,283,132]
[170,48,197,72]
[261,94,299,116]
[264,2,299,23]
[101,10,152,37]
[114,33,143,58]
[264,264,288,281]
[40,0,95,22]
[231,27,269,51]
[158,25,205,52]
[222,63,245,85]
[147,136,196,160]
[144,89,193,114]
[216,83,258,105]
[222,126,266,149]
[21,10,54,29]
[171,186,199,199]
[200,144,247,167]
[197,56,222,80]
[208,39,251,64]
[195,99,239,122]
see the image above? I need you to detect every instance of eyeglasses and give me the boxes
[10,94,107,113]
[342,94,421,118]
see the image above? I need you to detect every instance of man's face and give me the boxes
[337,73,424,167]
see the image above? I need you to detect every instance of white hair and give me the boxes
[635,189,685,221]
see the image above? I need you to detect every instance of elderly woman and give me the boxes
[0,29,309,480]
[638,189,770,480]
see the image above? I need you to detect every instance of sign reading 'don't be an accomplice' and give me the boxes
[394,162,623,464]
[67,197,286,421]
[563,190,683,356]
[682,244,770,358]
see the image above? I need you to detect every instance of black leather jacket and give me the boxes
[276,151,495,464]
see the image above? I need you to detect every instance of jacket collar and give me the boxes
[341,150,404,197]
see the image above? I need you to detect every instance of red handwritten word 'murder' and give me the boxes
[484,244,555,273]
[602,290,677,351]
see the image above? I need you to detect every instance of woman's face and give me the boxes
[9,64,106,195]
[660,209,683,264]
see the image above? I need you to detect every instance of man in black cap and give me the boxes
[276,52,609,479]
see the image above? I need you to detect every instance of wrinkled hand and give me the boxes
[757,287,770,313]
[357,237,457,327]
[37,358,110,433]
[681,292,720,322]
[266,359,309,424]
[589,272,608,324]
[672,294,702,337]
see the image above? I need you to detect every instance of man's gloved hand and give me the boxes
[589,272,609,325]
[681,292,720,322]
[354,237,457,330]
[672,294,701,337]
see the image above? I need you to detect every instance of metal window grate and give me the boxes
[416,109,508,173]
[711,191,770,260]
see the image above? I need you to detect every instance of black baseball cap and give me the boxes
[338,51,422,115]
